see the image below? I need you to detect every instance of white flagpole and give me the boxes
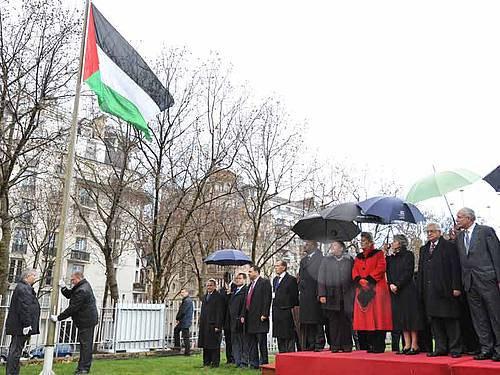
[41,0,90,373]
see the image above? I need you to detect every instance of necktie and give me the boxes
[465,230,470,254]
[206,292,211,302]
[430,242,436,255]
[246,282,255,309]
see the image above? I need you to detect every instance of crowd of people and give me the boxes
[180,207,500,368]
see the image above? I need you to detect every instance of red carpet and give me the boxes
[275,351,500,375]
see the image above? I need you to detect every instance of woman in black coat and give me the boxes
[386,234,424,355]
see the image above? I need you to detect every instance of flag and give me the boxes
[83,4,173,139]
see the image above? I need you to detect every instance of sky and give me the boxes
[81,0,499,227]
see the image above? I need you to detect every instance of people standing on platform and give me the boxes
[386,234,424,355]
[417,223,463,358]
[272,260,299,353]
[228,273,248,368]
[318,241,355,353]
[5,269,41,375]
[198,279,225,367]
[51,272,98,375]
[352,232,393,353]
[298,240,325,351]
[455,208,500,362]
[244,265,272,369]
[173,288,193,356]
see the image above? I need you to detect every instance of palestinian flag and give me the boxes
[84,4,173,140]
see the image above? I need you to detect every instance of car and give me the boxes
[0,347,30,363]
[29,343,73,359]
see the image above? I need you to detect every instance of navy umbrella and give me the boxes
[357,196,425,224]
[320,202,385,224]
[204,249,252,266]
[484,165,500,192]
[292,212,361,242]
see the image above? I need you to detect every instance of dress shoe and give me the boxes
[330,348,339,353]
[492,353,500,362]
[466,350,480,356]
[474,352,492,360]
[371,349,385,354]
[342,347,353,353]
[397,348,410,355]
[406,348,420,355]
[427,351,447,357]
[451,353,462,358]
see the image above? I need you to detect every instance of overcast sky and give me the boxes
[86,0,499,227]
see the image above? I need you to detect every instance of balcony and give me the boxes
[11,244,27,254]
[133,282,146,292]
[70,249,90,262]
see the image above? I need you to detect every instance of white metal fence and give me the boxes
[1,296,279,354]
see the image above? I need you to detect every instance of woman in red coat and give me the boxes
[352,232,392,353]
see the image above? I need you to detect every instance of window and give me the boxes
[19,200,33,225]
[45,263,54,286]
[78,188,94,208]
[11,228,28,254]
[74,237,87,252]
[8,259,24,283]
[85,140,97,160]
[46,233,57,257]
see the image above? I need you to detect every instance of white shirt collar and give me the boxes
[466,222,476,235]
[278,272,287,281]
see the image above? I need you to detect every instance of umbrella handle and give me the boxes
[443,193,457,226]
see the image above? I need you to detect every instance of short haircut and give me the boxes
[459,207,476,221]
[20,268,37,281]
[207,278,217,286]
[332,240,346,250]
[180,288,189,294]
[426,222,442,232]
[360,232,374,242]
[249,265,261,273]
[393,234,408,249]
[237,272,247,279]
[276,260,288,270]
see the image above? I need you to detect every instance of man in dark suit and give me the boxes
[456,207,500,361]
[198,278,225,367]
[173,288,194,355]
[52,272,98,375]
[417,223,463,358]
[228,273,248,367]
[243,265,272,369]
[6,269,40,375]
[272,260,299,353]
[298,240,325,351]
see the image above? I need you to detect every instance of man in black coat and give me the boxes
[244,265,272,369]
[228,273,248,367]
[198,279,225,367]
[219,273,236,364]
[298,240,325,351]
[6,269,40,375]
[455,208,500,361]
[417,223,462,358]
[173,288,194,355]
[272,260,299,353]
[51,272,98,375]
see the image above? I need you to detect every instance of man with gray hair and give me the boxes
[5,269,40,375]
[455,207,500,361]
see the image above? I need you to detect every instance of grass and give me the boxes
[16,353,272,375]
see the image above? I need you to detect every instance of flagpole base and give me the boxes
[40,345,56,375]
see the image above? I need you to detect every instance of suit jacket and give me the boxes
[456,224,500,292]
[245,277,272,334]
[272,273,299,339]
[417,237,462,318]
[298,249,324,323]
[228,285,247,333]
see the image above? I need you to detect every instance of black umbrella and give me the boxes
[292,213,360,242]
[484,165,500,192]
[320,202,384,223]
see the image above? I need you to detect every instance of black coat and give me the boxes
[272,273,299,339]
[317,254,354,317]
[59,279,98,328]
[386,250,424,331]
[228,285,247,333]
[176,296,194,329]
[298,249,324,323]
[417,238,462,318]
[198,290,225,349]
[6,280,41,336]
[245,277,272,334]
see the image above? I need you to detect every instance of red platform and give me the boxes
[275,351,500,375]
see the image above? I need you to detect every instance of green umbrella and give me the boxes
[406,168,482,203]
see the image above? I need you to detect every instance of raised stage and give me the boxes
[274,351,500,375]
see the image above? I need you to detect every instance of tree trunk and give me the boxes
[104,253,119,304]
[152,274,162,303]
[0,190,11,334]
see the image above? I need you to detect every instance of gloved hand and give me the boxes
[58,279,66,288]
[22,326,32,335]
[50,315,59,323]
[359,279,368,287]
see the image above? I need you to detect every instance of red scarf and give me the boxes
[362,244,375,257]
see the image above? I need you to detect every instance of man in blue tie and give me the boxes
[456,207,500,362]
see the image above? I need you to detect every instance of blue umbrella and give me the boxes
[203,249,252,266]
[357,196,425,224]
